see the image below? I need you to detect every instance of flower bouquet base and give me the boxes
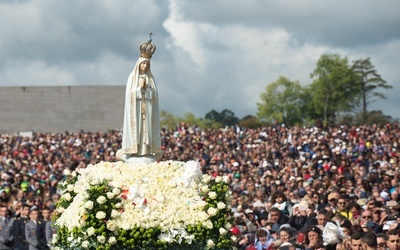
[53,160,234,250]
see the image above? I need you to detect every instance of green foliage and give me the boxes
[309,53,360,124]
[238,115,264,128]
[257,76,304,126]
[204,109,239,127]
[160,110,180,130]
[351,57,393,123]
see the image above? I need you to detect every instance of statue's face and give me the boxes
[139,60,150,72]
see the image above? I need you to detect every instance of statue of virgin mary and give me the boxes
[117,35,162,162]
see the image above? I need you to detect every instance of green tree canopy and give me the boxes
[351,57,393,123]
[204,109,238,127]
[310,53,360,124]
[257,76,304,126]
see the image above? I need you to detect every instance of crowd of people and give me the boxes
[0,122,399,249]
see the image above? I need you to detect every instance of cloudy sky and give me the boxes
[1,0,399,120]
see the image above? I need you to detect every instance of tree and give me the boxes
[257,76,304,126]
[310,53,360,124]
[160,110,180,130]
[239,115,264,128]
[351,58,393,123]
[204,109,238,127]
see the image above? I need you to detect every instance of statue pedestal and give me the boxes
[116,149,157,164]
[125,155,157,164]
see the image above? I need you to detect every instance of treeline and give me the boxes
[160,53,395,130]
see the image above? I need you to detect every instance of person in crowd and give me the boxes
[0,205,13,249]
[11,204,30,250]
[1,123,400,248]
[362,232,378,250]
[25,207,41,250]
[386,229,400,250]
[304,226,323,250]
[376,233,388,250]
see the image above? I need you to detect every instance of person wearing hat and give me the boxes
[257,213,269,228]
[241,209,257,233]
[304,226,323,250]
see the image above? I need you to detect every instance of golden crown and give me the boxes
[139,32,156,59]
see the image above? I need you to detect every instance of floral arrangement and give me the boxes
[53,160,234,249]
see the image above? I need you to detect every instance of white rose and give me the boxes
[215,176,223,183]
[231,235,238,242]
[219,228,228,236]
[106,220,117,231]
[67,184,74,192]
[91,178,101,185]
[96,211,106,220]
[96,196,107,205]
[223,175,230,183]
[82,240,89,248]
[207,207,218,217]
[115,203,121,208]
[201,185,209,193]
[106,192,115,199]
[87,227,95,236]
[97,235,106,243]
[63,193,71,201]
[207,239,215,248]
[217,202,226,210]
[225,191,232,201]
[204,220,213,229]
[112,187,120,195]
[63,169,71,176]
[202,175,211,184]
[225,222,232,230]
[108,236,117,245]
[111,209,119,218]
[84,201,94,210]
[208,191,217,200]
[71,171,77,177]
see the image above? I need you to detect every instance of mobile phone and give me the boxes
[366,221,376,228]
[297,232,305,244]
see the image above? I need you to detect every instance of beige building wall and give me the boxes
[0,86,126,134]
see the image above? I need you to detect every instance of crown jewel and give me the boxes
[139,32,156,59]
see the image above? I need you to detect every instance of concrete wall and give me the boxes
[0,86,126,134]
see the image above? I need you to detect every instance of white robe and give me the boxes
[120,57,162,159]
